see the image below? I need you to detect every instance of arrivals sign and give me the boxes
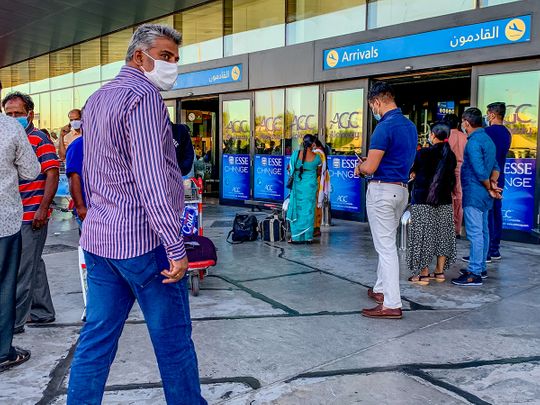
[254,155,285,201]
[324,15,531,70]
[327,156,361,213]
[502,158,536,231]
[221,154,250,200]
[174,64,242,89]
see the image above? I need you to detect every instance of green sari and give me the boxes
[286,150,321,242]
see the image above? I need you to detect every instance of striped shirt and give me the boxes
[19,125,60,223]
[80,65,186,260]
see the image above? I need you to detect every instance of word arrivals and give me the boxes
[341,46,379,62]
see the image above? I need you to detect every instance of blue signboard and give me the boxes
[327,156,361,213]
[221,154,250,200]
[324,15,531,70]
[254,155,285,201]
[436,101,455,121]
[502,158,536,231]
[174,64,242,89]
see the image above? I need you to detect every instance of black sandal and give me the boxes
[408,275,430,285]
[429,272,446,282]
[0,347,31,373]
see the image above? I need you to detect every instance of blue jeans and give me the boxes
[488,198,502,255]
[67,245,206,405]
[464,206,490,276]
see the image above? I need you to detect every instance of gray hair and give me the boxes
[125,23,182,63]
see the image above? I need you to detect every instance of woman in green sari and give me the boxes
[286,135,322,243]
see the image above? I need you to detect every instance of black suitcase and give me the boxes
[260,214,285,242]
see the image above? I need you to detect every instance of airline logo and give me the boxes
[326,50,339,68]
[505,18,526,41]
[231,65,241,81]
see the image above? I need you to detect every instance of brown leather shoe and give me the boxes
[362,304,402,319]
[367,288,384,304]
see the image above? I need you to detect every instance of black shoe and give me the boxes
[452,273,483,286]
[490,253,502,261]
[0,347,31,372]
[462,256,492,264]
[13,326,25,335]
[27,317,55,324]
[459,269,488,279]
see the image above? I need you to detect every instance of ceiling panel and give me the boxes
[0,0,206,68]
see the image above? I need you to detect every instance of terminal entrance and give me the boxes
[179,97,220,197]
[379,69,472,145]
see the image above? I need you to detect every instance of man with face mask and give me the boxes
[2,91,59,334]
[355,81,417,319]
[67,24,206,405]
[452,108,502,286]
[484,102,511,261]
[58,108,82,161]
[0,85,40,372]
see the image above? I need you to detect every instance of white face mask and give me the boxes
[141,51,178,91]
[70,120,82,130]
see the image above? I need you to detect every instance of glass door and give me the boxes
[220,93,253,202]
[473,61,540,236]
[322,79,369,220]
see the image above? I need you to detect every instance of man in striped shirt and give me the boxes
[67,24,206,405]
[2,92,59,334]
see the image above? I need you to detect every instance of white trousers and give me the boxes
[366,182,409,309]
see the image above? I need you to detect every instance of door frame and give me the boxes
[472,59,540,240]
[219,92,254,205]
[320,78,370,222]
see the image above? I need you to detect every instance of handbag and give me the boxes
[286,152,298,190]
[227,213,259,244]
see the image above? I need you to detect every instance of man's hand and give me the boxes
[161,256,189,284]
[488,189,503,200]
[32,207,49,230]
[76,205,87,221]
[60,125,70,138]
[354,163,362,177]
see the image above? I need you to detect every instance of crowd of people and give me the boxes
[0,21,513,404]
[355,81,511,319]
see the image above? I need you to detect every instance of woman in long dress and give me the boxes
[287,135,321,243]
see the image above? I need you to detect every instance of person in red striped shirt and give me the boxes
[2,92,59,334]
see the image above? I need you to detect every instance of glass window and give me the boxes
[478,70,539,232]
[50,48,74,90]
[368,0,474,29]
[480,0,521,6]
[50,88,73,132]
[29,55,50,93]
[285,85,319,155]
[101,29,133,80]
[224,0,285,56]
[38,93,52,133]
[0,67,12,90]
[255,90,285,155]
[222,99,251,154]
[287,0,366,45]
[74,83,101,109]
[10,61,30,94]
[74,39,101,85]
[179,2,223,65]
[325,88,364,155]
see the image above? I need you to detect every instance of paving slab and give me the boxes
[425,361,540,404]
[226,372,467,404]
[1,327,79,405]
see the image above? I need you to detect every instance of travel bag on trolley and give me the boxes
[182,177,217,296]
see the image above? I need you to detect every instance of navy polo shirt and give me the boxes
[369,108,418,184]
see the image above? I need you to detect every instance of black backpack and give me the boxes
[171,123,195,176]
[227,213,258,243]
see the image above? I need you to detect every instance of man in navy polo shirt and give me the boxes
[356,81,417,319]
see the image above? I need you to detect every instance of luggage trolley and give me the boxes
[183,177,216,296]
